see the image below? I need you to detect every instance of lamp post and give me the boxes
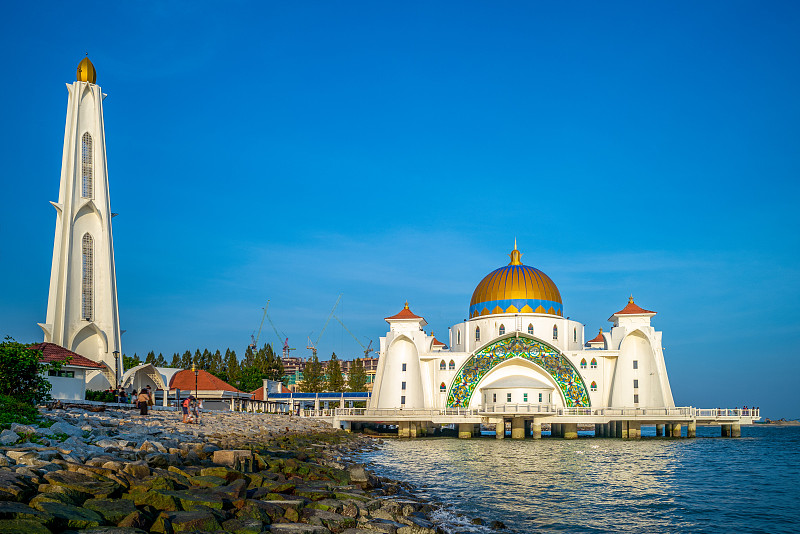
[192,363,198,399]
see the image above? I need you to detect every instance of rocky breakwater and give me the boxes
[0,408,445,534]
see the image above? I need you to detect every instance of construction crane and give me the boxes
[249,301,270,351]
[306,294,342,359]
[333,315,374,359]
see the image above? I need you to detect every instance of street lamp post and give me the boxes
[112,350,120,402]
[192,363,198,399]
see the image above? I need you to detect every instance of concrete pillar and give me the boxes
[408,422,418,438]
[458,423,472,439]
[721,424,730,437]
[665,423,672,437]
[656,424,664,437]
[341,420,352,432]
[620,421,629,439]
[629,421,641,439]
[731,423,741,438]
[398,422,410,438]
[511,418,525,439]
[594,424,601,437]
[531,422,542,439]
[563,423,578,439]
[687,421,696,438]
[553,423,562,438]
[609,421,616,438]
[473,424,482,437]
[493,418,505,440]
[671,423,682,437]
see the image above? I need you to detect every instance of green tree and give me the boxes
[153,352,167,367]
[123,353,141,370]
[209,350,223,376]
[0,338,54,404]
[266,350,284,382]
[170,353,181,368]
[242,345,255,370]
[347,358,368,392]
[301,355,324,393]
[145,351,156,364]
[325,352,345,392]
[181,350,192,369]
[225,349,240,386]
[238,366,266,392]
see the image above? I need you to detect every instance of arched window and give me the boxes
[440,382,446,392]
[457,330,461,345]
[81,233,94,321]
[590,381,597,392]
[440,360,446,371]
[580,358,587,369]
[553,325,558,340]
[574,328,577,342]
[449,360,455,370]
[475,327,481,341]
[591,358,597,369]
[527,324,533,335]
[81,132,93,199]
[498,324,505,335]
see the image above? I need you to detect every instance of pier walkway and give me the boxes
[300,405,760,439]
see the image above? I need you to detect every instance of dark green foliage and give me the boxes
[154,353,167,367]
[123,353,141,370]
[238,366,267,393]
[170,353,181,367]
[325,353,344,392]
[181,350,192,369]
[0,394,41,429]
[347,358,368,392]
[86,389,115,402]
[0,337,53,404]
[224,348,240,385]
[301,355,324,393]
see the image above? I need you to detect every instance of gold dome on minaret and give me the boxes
[76,56,96,84]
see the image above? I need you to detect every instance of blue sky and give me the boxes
[1,2,798,417]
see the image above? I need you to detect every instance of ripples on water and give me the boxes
[359,426,800,534]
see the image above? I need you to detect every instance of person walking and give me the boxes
[182,395,193,423]
[137,388,150,416]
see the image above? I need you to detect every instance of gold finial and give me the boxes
[599,328,603,333]
[77,56,97,84]
[404,301,409,310]
[508,242,523,266]
[629,295,634,304]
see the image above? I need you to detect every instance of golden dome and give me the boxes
[77,56,97,84]
[469,245,563,318]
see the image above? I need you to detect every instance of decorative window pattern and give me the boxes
[591,381,597,391]
[475,327,481,341]
[528,324,534,335]
[553,325,558,340]
[81,233,94,321]
[440,360,446,371]
[523,393,528,402]
[446,336,591,408]
[499,324,505,335]
[440,382,446,392]
[591,358,597,369]
[449,360,455,370]
[580,358,587,369]
[81,132,93,199]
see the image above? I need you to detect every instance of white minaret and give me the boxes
[39,57,122,387]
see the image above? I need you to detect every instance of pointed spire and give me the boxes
[629,295,635,304]
[508,240,523,266]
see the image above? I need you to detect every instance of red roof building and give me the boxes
[29,342,106,369]
[612,296,656,316]
[385,302,427,324]
[169,369,241,393]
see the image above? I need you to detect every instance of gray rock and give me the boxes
[270,524,332,534]
[50,421,84,437]
[0,430,20,446]
[9,424,37,435]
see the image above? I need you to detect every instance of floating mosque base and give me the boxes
[306,406,759,439]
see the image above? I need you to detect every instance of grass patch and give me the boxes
[0,394,41,430]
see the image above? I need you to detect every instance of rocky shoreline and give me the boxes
[0,407,495,534]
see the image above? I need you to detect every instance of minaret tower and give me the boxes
[39,56,122,387]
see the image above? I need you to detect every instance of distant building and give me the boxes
[168,369,251,411]
[31,342,107,401]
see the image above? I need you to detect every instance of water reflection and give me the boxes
[360,426,800,533]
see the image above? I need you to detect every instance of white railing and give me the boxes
[301,405,760,420]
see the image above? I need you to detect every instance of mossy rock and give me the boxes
[81,528,148,534]
[166,490,223,512]
[83,499,137,524]
[284,507,300,522]
[220,517,263,534]
[34,502,103,529]
[188,475,227,488]
[43,471,120,500]
[125,490,180,512]
[234,500,281,523]
[294,489,332,501]
[263,482,295,494]
[164,511,221,533]
[129,476,176,493]
[0,472,35,503]
[28,493,77,510]
[0,503,53,525]
[199,467,244,483]
[116,510,151,530]
[0,519,53,534]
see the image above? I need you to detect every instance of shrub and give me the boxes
[85,390,115,402]
[0,394,41,429]
[0,337,54,404]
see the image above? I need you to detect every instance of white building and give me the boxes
[370,245,674,412]
[31,342,108,401]
[39,57,123,389]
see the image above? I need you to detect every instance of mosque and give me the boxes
[370,243,675,414]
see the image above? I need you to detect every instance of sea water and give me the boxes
[358,425,800,534]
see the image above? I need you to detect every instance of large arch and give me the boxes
[446,335,590,408]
